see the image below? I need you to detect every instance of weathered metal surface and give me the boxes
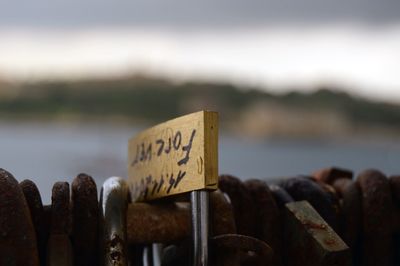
[314,181,340,208]
[2,164,400,266]
[51,182,71,235]
[332,178,352,198]
[245,179,282,266]
[338,180,362,249]
[127,202,191,244]
[313,167,353,184]
[42,204,52,241]
[47,182,72,266]
[46,234,73,266]
[128,111,218,201]
[127,190,236,246]
[269,184,294,208]
[218,175,257,236]
[20,179,47,265]
[284,201,351,266]
[42,206,51,265]
[161,241,191,266]
[100,177,129,266]
[390,176,400,266]
[280,177,339,230]
[357,169,394,266]
[209,190,236,236]
[332,179,363,266]
[212,234,273,266]
[0,169,40,266]
[71,173,99,266]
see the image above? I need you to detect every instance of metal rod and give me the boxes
[191,190,209,266]
[152,243,163,266]
[99,177,129,266]
[146,245,154,266]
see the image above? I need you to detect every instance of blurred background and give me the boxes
[0,0,399,202]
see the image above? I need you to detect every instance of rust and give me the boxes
[357,169,394,266]
[127,202,191,244]
[218,175,257,236]
[312,167,353,184]
[124,190,235,264]
[212,234,273,266]
[107,234,125,265]
[46,234,73,266]
[280,176,339,230]
[209,190,236,235]
[269,184,294,209]
[245,179,282,266]
[332,178,363,265]
[47,182,72,265]
[71,173,99,266]
[20,179,47,265]
[314,180,342,228]
[301,220,327,230]
[323,237,337,246]
[332,178,352,198]
[4,166,400,265]
[0,169,40,266]
[99,176,128,266]
[284,201,351,266]
[127,191,236,245]
[51,182,71,235]
[339,181,362,249]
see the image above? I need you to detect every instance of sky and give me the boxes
[0,0,400,102]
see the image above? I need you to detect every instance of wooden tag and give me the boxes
[128,111,218,201]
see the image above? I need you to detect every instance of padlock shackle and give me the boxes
[100,177,129,266]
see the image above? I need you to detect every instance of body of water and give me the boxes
[1,121,399,203]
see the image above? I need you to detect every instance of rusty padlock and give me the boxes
[71,173,99,266]
[47,182,73,266]
[20,179,47,265]
[357,169,394,266]
[0,169,40,266]
[244,179,282,266]
[283,200,351,266]
[218,175,257,237]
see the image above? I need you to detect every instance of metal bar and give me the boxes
[147,245,154,266]
[152,244,163,266]
[100,177,129,266]
[191,190,209,266]
[126,202,191,244]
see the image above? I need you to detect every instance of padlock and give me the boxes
[47,182,72,266]
[0,169,40,266]
[20,179,47,265]
[357,169,394,266]
[71,173,99,266]
[283,200,351,266]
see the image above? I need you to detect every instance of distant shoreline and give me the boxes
[1,76,399,140]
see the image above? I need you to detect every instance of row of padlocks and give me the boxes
[1,166,399,266]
